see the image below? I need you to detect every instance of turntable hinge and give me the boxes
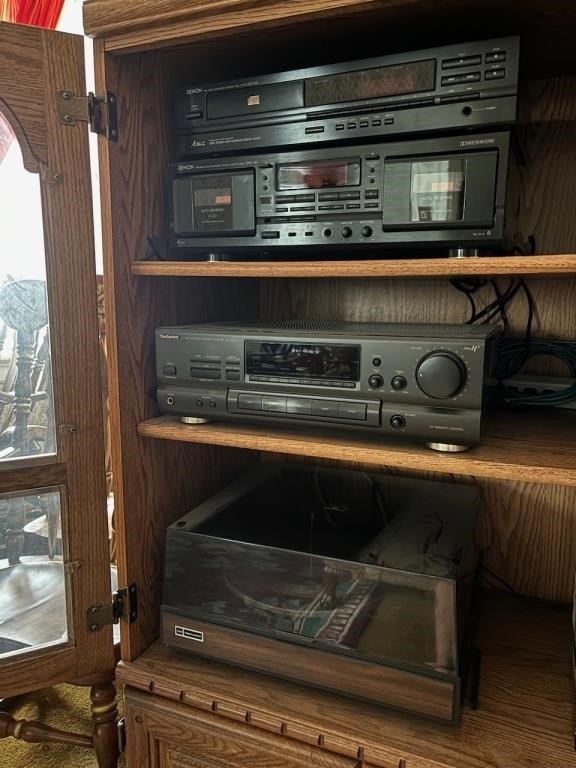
[56,90,118,141]
[87,583,138,631]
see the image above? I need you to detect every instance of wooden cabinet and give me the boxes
[116,593,575,768]
[80,0,576,766]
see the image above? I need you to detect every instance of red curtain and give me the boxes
[0,0,66,162]
[2,0,65,27]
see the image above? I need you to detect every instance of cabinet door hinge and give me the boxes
[87,583,138,631]
[117,717,126,753]
[56,89,118,141]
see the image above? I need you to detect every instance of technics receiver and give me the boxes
[175,37,518,157]
[171,131,512,252]
[156,321,500,451]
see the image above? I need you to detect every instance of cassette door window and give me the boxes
[173,170,256,236]
[383,149,499,230]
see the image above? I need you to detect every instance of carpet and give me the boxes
[0,684,125,767]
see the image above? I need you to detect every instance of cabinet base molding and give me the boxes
[118,592,576,768]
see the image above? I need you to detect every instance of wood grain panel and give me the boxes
[83,0,576,78]
[162,614,457,721]
[516,78,576,254]
[0,22,114,698]
[94,43,261,662]
[126,691,366,768]
[0,462,66,494]
[119,591,575,768]
[0,647,78,699]
[137,410,576,487]
[261,277,576,340]
[131,254,576,279]
[39,28,114,679]
[0,22,47,167]
[475,480,576,602]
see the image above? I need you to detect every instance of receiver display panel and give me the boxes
[246,342,361,381]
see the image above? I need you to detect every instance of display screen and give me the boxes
[246,342,360,381]
[410,159,465,222]
[277,159,360,190]
[305,59,436,107]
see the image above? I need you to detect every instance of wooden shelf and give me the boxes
[132,254,576,279]
[117,591,575,768]
[138,409,576,486]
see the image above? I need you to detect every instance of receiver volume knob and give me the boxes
[415,352,467,399]
[341,226,353,239]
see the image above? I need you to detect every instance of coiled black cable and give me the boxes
[497,338,576,407]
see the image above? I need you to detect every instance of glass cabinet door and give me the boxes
[0,21,114,697]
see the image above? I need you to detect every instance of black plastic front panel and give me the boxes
[170,132,510,250]
[175,37,519,154]
[155,322,499,446]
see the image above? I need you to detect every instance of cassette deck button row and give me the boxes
[237,393,367,421]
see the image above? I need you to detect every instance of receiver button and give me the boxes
[225,369,241,381]
[338,402,367,420]
[261,231,280,239]
[286,398,312,415]
[190,367,220,379]
[305,126,325,134]
[162,365,177,376]
[391,375,407,390]
[485,68,505,80]
[238,394,262,411]
[262,396,287,413]
[442,55,482,69]
[311,401,339,418]
[486,51,506,63]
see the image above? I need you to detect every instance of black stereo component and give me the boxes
[155,321,499,451]
[171,131,512,252]
[175,37,518,157]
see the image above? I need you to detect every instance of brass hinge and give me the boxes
[87,583,138,631]
[117,717,126,753]
[56,90,118,141]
